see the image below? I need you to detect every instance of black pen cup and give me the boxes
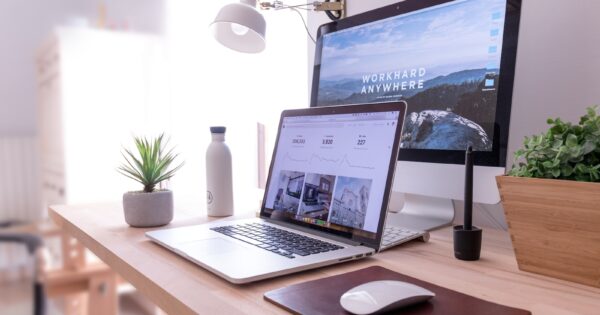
[453,225,482,261]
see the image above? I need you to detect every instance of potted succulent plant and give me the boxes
[496,106,600,288]
[118,134,184,227]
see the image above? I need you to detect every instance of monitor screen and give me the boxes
[312,0,521,165]
[261,106,403,242]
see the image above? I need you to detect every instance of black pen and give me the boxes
[464,145,473,231]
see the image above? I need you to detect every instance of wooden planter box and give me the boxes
[496,175,600,288]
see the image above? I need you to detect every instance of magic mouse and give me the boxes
[340,280,435,315]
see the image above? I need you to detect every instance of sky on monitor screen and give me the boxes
[320,0,506,81]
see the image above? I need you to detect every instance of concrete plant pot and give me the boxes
[123,190,173,227]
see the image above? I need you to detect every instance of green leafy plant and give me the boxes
[118,134,184,192]
[509,106,600,181]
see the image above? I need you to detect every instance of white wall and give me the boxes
[0,0,164,221]
[0,0,164,136]
[307,0,600,228]
[0,0,308,219]
[165,2,308,210]
[507,0,600,165]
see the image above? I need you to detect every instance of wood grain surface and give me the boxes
[497,176,600,288]
[50,202,600,315]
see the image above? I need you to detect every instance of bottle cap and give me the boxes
[210,126,226,134]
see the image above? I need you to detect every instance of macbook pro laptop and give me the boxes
[146,102,428,283]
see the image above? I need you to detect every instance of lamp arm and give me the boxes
[260,1,345,20]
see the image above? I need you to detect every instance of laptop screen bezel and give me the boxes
[259,102,407,250]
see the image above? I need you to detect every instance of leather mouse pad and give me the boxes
[264,266,531,315]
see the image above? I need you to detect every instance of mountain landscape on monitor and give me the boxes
[317,69,498,151]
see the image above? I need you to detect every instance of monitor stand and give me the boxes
[386,193,455,232]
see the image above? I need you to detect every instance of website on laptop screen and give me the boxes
[263,110,400,239]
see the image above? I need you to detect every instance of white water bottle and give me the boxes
[206,126,234,216]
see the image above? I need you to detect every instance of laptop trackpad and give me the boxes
[176,238,246,256]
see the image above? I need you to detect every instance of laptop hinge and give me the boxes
[263,218,363,246]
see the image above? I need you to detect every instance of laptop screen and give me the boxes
[261,103,405,245]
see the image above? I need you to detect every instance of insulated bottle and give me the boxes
[206,126,234,216]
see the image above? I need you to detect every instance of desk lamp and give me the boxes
[211,0,345,53]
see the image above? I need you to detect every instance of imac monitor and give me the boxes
[310,0,521,231]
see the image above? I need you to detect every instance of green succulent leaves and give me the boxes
[509,106,600,182]
[118,134,184,192]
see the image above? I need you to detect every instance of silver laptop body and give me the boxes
[147,102,408,283]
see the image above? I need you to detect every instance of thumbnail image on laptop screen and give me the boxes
[262,110,400,240]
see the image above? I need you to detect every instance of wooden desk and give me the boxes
[49,203,600,315]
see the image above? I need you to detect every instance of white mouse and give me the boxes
[340,280,435,315]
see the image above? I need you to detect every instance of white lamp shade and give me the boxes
[210,2,266,53]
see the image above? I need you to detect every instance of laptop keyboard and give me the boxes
[210,223,344,259]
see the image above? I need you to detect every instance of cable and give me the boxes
[290,8,316,43]
[279,3,312,9]
[264,1,312,10]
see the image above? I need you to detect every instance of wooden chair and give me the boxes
[0,220,45,315]
[0,220,118,315]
